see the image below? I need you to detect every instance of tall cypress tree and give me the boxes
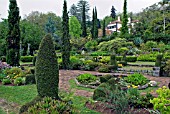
[91,7,98,39]
[81,2,87,37]
[91,9,95,39]
[94,7,98,38]
[121,0,129,37]
[62,0,70,70]
[6,0,20,66]
[102,19,106,37]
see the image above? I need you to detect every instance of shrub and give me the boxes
[165,56,170,60]
[76,73,97,84]
[0,73,6,81]
[70,56,83,70]
[116,56,122,61]
[32,56,36,66]
[0,56,6,62]
[100,74,112,83]
[124,73,148,86]
[137,54,157,62]
[164,60,170,76]
[98,65,110,73]
[25,74,36,84]
[20,56,33,62]
[93,82,129,113]
[35,34,59,98]
[110,54,118,67]
[150,86,170,113]
[0,61,11,70]
[117,47,129,55]
[81,62,99,71]
[27,97,74,114]
[90,51,110,56]
[155,54,163,67]
[126,56,137,62]
[99,56,110,64]
[4,67,23,79]
[14,77,25,86]
[2,78,11,85]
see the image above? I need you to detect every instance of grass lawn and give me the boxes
[123,66,153,71]
[0,84,99,114]
[128,61,155,66]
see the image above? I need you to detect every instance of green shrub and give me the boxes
[116,56,123,61]
[14,77,25,86]
[76,73,97,84]
[2,78,11,85]
[137,54,157,62]
[25,74,36,84]
[90,51,110,56]
[0,73,6,81]
[150,86,170,113]
[155,54,163,67]
[82,62,99,71]
[20,56,34,62]
[98,65,110,73]
[70,56,83,70]
[32,56,36,66]
[126,56,137,62]
[99,56,110,64]
[124,73,148,86]
[165,56,170,60]
[110,54,118,67]
[27,97,74,114]
[117,47,129,55]
[35,34,59,98]
[100,74,112,83]
[93,83,129,113]
[118,61,127,66]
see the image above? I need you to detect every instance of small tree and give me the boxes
[81,2,87,37]
[35,34,59,99]
[62,0,71,69]
[6,0,20,66]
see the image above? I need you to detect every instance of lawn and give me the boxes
[123,66,153,71]
[128,61,155,66]
[0,84,99,114]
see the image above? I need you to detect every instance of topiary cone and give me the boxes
[35,34,59,99]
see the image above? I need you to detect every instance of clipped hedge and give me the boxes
[126,56,137,62]
[21,56,34,62]
[137,54,157,62]
[90,51,110,56]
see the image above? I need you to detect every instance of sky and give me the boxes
[0,0,161,20]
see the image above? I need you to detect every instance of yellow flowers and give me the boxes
[127,85,138,89]
[118,64,123,68]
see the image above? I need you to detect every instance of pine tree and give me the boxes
[81,2,87,37]
[45,17,56,35]
[102,19,106,37]
[111,6,116,19]
[35,34,59,98]
[62,0,71,69]
[121,0,129,37]
[6,0,20,66]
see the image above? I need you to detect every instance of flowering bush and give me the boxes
[0,61,11,71]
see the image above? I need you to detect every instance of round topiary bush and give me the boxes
[35,34,59,99]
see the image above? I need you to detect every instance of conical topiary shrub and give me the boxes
[35,34,59,99]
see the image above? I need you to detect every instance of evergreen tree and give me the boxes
[62,0,71,69]
[91,9,95,39]
[6,0,20,66]
[102,19,106,37]
[94,7,98,38]
[91,7,98,39]
[35,34,59,98]
[77,0,90,21]
[45,17,56,35]
[69,4,78,18]
[111,6,116,19]
[121,0,129,37]
[81,2,87,37]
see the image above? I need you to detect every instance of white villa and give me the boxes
[106,16,139,34]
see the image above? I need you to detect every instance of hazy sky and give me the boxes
[0,0,161,20]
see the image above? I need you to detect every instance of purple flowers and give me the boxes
[0,61,11,70]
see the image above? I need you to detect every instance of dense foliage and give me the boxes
[35,34,59,98]
[6,0,20,66]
